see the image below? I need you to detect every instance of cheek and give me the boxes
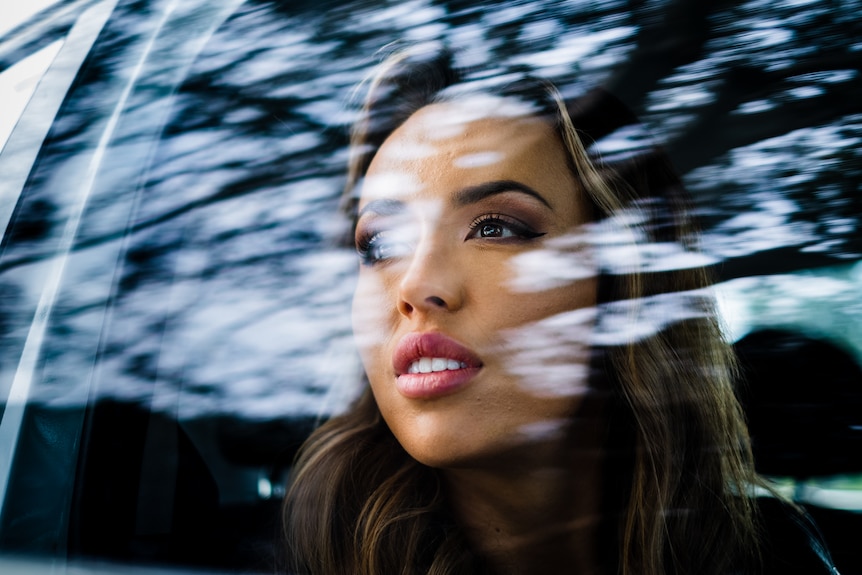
[506,232,596,293]
[352,270,392,367]
[496,287,597,400]
[489,262,598,401]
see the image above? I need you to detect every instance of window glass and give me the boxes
[0,0,860,573]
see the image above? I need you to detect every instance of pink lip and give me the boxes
[392,332,483,399]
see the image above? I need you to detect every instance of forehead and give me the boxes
[360,98,573,205]
[390,95,543,146]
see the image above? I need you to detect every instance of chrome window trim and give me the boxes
[0,0,119,518]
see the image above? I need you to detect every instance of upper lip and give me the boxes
[393,332,483,375]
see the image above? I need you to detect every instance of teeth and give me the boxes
[407,357,468,374]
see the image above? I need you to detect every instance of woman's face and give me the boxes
[352,97,598,469]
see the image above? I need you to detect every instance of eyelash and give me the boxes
[466,214,545,241]
[355,214,545,266]
[355,229,389,266]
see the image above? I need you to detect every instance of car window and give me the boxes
[1,0,860,573]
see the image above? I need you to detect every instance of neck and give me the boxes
[441,420,607,575]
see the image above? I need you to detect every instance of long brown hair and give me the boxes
[283,45,761,575]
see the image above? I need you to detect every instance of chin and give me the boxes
[393,419,562,471]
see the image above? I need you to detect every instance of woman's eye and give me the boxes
[467,215,545,242]
[356,231,411,265]
[479,222,508,238]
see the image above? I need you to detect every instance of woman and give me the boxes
[282,47,836,575]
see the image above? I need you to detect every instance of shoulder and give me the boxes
[753,496,840,575]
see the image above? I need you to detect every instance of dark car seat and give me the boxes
[735,328,862,575]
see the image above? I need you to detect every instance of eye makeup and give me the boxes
[466,213,546,241]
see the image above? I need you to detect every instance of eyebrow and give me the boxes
[357,198,405,221]
[453,179,552,209]
[356,179,552,221]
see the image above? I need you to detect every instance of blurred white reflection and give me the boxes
[0,0,62,37]
[0,41,63,152]
[717,261,862,365]
[508,232,595,292]
[593,289,712,346]
[500,307,594,398]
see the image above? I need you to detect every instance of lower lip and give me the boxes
[395,367,481,399]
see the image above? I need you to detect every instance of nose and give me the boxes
[397,240,463,317]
